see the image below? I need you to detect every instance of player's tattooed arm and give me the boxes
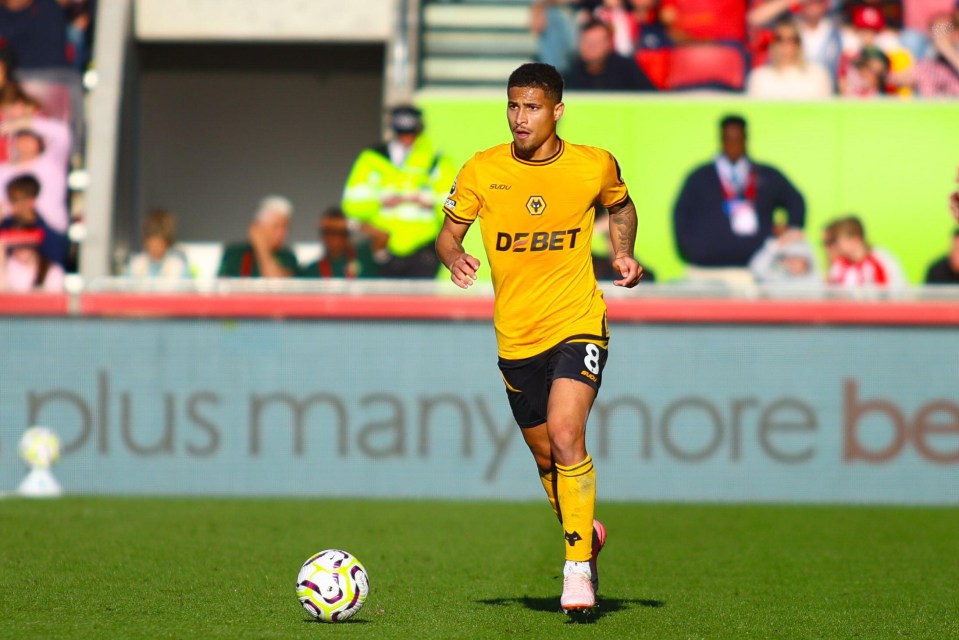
[607,197,638,259]
[606,197,643,288]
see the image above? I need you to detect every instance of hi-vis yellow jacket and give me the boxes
[342,135,457,258]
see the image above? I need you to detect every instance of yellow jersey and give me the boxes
[444,140,629,359]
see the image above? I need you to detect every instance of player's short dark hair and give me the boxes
[6,174,40,198]
[720,114,747,131]
[508,63,564,103]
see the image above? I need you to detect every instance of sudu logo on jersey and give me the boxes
[494,228,582,252]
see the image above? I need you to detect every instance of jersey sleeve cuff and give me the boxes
[444,209,474,225]
[603,193,630,210]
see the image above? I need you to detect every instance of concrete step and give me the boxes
[423,30,537,56]
[421,55,533,84]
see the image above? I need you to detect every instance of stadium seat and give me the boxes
[636,49,671,90]
[664,44,747,91]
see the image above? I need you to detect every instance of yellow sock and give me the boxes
[538,466,562,523]
[555,455,595,563]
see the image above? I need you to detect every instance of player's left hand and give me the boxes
[612,256,643,288]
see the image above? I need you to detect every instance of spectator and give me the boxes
[0,48,37,110]
[595,0,641,56]
[951,189,959,223]
[124,209,190,279]
[840,5,914,94]
[842,5,901,56]
[0,223,63,291]
[747,0,843,81]
[905,13,959,97]
[746,17,833,98]
[566,18,657,90]
[924,228,959,284]
[673,114,806,269]
[826,215,906,288]
[840,46,890,97]
[63,0,93,72]
[0,0,69,70]
[300,207,382,279]
[218,196,299,278]
[631,0,670,50]
[0,107,71,233]
[748,227,820,285]
[0,173,66,265]
[531,0,579,73]
[342,105,456,279]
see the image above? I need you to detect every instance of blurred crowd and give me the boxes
[532,0,959,97]
[0,0,957,293]
[109,109,959,293]
[0,0,91,292]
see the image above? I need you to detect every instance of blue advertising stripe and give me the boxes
[0,318,957,503]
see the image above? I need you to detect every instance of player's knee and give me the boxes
[547,425,586,465]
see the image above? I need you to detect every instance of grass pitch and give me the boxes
[1,498,957,639]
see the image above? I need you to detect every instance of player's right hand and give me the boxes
[450,254,481,289]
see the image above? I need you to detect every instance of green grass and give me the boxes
[0,499,957,639]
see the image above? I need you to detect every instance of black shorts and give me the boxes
[497,336,609,429]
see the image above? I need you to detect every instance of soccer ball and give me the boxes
[296,549,369,622]
[18,427,60,469]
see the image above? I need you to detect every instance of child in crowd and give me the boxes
[825,215,906,288]
[124,209,190,278]
[748,228,820,285]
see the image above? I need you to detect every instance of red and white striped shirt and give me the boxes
[828,251,901,287]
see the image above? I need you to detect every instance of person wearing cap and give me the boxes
[839,5,913,95]
[217,196,300,278]
[0,107,71,233]
[341,105,457,278]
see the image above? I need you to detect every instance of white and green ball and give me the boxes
[296,549,369,622]
[18,427,61,469]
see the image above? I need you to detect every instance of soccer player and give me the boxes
[435,62,642,613]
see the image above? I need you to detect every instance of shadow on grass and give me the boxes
[303,617,371,624]
[475,596,665,623]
